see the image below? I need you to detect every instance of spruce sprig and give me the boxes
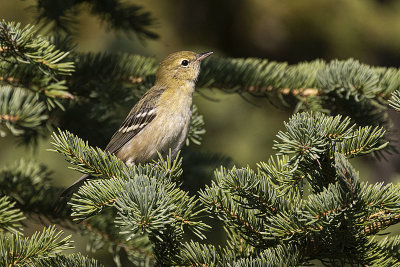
[0,20,74,76]
[0,196,25,235]
[0,226,72,266]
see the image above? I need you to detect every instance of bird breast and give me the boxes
[120,91,193,165]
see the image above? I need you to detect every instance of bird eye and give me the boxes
[181,59,189,66]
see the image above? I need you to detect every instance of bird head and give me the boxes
[155,51,213,86]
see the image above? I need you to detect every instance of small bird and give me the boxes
[61,51,213,197]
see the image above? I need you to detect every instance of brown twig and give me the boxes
[0,114,19,122]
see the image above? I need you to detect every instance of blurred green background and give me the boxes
[2,0,400,264]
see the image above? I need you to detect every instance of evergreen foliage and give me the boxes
[51,130,209,265]
[183,113,400,265]
[0,225,99,266]
[0,159,62,217]
[389,89,400,111]
[0,196,25,235]
[26,253,103,267]
[48,112,400,265]
[2,1,400,266]
[31,0,158,39]
[0,86,48,139]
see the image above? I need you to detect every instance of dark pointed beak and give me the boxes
[196,51,213,61]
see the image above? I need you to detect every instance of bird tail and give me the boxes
[60,174,90,198]
[55,174,90,215]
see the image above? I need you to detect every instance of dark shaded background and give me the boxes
[1,0,400,264]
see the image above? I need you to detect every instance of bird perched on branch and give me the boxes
[61,51,213,197]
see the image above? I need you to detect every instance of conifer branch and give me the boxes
[216,166,282,215]
[151,150,183,182]
[0,20,74,114]
[223,225,256,258]
[69,179,127,221]
[267,112,387,194]
[199,57,400,100]
[196,114,397,264]
[178,241,233,266]
[363,213,400,235]
[0,226,73,266]
[267,155,360,241]
[28,253,103,267]
[186,105,206,146]
[81,211,154,265]
[369,236,400,265]
[233,244,302,266]
[359,182,400,235]
[0,158,152,264]
[51,129,210,263]
[334,126,388,158]
[0,63,73,102]
[0,196,25,235]
[149,224,184,265]
[51,129,199,217]
[69,52,156,98]
[114,177,209,240]
[179,241,302,266]
[274,113,354,158]
[200,179,274,248]
[274,112,388,165]
[0,86,48,138]
[0,159,64,218]
[198,57,400,127]
[50,129,130,178]
[0,20,74,76]
[88,0,158,39]
[50,128,202,184]
[257,155,305,195]
[81,220,153,258]
[389,89,400,111]
[34,0,158,39]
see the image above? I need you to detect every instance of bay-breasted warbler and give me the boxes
[61,51,212,197]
